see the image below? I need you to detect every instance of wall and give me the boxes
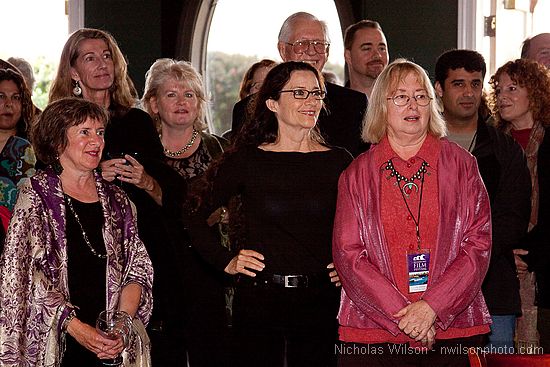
[84,0,458,93]
[351,1,458,79]
[85,0,187,95]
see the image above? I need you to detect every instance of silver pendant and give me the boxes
[402,182,418,197]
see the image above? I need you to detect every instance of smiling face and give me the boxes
[59,117,105,173]
[0,80,21,132]
[495,72,533,129]
[345,27,389,80]
[70,38,115,95]
[267,70,323,135]
[436,68,483,126]
[278,18,328,72]
[150,77,199,130]
[386,72,431,142]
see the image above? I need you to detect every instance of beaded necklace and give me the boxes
[161,128,199,157]
[384,159,429,197]
[384,158,429,249]
[65,195,107,259]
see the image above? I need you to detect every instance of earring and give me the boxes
[53,157,64,175]
[72,80,82,97]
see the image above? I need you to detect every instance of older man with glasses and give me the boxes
[232,12,369,157]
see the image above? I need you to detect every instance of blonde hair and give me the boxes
[142,58,207,132]
[363,58,446,143]
[49,28,136,108]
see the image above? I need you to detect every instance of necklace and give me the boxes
[384,158,429,249]
[384,159,429,197]
[161,128,199,157]
[65,195,107,259]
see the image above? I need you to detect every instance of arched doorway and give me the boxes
[177,0,355,135]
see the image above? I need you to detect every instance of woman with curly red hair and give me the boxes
[489,58,550,352]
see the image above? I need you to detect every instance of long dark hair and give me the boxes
[232,61,325,150]
[191,62,326,248]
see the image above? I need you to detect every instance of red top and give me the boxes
[339,135,489,344]
[511,128,532,150]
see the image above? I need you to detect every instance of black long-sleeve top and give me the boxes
[103,106,186,321]
[189,146,352,276]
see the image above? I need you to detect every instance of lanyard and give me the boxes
[387,158,428,250]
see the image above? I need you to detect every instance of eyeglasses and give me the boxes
[387,94,432,107]
[285,40,330,55]
[279,89,326,100]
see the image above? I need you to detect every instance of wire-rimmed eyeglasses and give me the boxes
[387,94,432,107]
[279,89,326,100]
[285,40,330,55]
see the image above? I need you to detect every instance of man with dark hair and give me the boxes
[231,12,368,156]
[435,49,531,350]
[521,33,550,67]
[343,20,389,97]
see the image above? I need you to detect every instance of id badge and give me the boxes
[407,249,430,293]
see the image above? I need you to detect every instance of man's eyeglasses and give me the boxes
[285,40,330,55]
[279,89,326,100]
[387,94,432,107]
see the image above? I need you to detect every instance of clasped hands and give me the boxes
[394,300,437,349]
[67,318,124,360]
[224,249,341,286]
[100,155,155,191]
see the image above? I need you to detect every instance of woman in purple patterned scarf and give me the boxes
[0,98,153,366]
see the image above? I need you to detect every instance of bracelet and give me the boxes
[61,309,77,332]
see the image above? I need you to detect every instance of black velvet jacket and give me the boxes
[472,118,531,315]
[522,127,550,308]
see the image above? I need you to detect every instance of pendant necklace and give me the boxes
[384,159,429,198]
[161,128,199,157]
[384,158,429,249]
[65,195,107,259]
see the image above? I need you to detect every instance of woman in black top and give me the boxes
[190,61,352,367]
[142,58,230,366]
[48,29,185,362]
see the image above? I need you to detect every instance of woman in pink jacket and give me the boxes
[333,59,492,366]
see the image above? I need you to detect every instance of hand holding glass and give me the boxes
[96,310,132,366]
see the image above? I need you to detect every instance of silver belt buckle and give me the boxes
[284,275,301,288]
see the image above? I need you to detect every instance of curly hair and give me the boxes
[0,68,34,138]
[49,28,137,109]
[488,59,550,128]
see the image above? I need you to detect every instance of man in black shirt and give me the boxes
[435,49,531,350]
[232,12,368,157]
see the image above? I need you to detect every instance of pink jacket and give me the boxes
[333,138,492,336]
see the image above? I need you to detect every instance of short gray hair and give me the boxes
[278,12,330,43]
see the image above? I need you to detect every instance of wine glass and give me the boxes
[96,310,132,366]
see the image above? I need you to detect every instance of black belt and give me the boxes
[238,273,328,288]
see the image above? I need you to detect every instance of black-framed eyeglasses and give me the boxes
[387,94,432,107]
[285,40,330,55]
[279,89,326,100]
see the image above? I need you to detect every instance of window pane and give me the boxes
[206,0,344,135]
